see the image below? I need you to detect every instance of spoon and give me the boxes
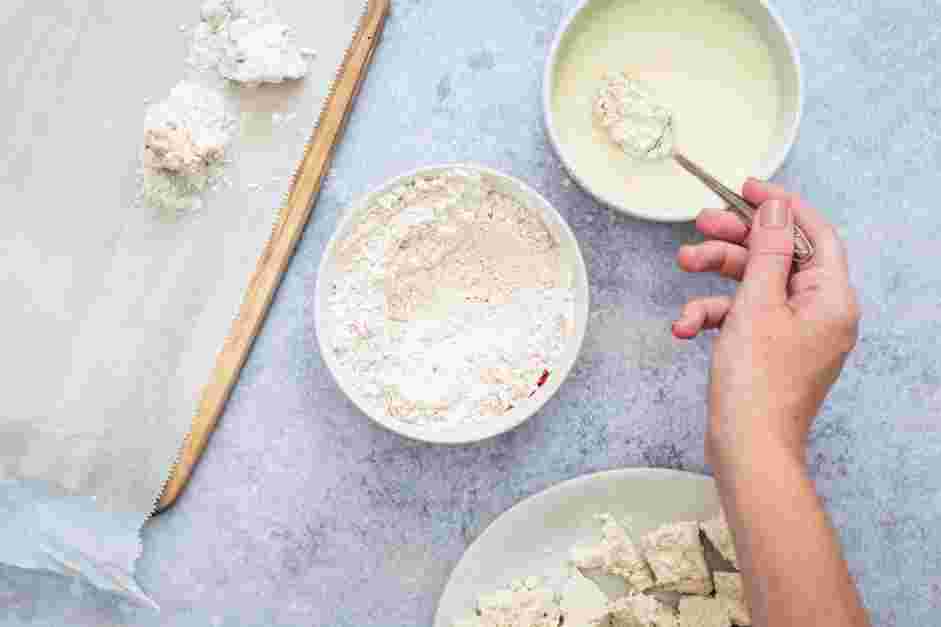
[597,74,814,263]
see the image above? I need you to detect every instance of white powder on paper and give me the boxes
[326,169,575,427]
[595,72,674,160]
[189,0,316,85]
[141,81,236,214]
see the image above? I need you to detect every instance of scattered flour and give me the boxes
[189,0,316,85]
[141,81,236,214]
[595,72,675,160]
[325,169,575,427]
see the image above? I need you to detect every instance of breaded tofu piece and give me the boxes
[640,522,713,595]
[608,592,678,627]
[571,513,656,592]
[678,597,731,627]
[700,512,738,569]
[714,572,751,626]
[560,568,611,627]
[476,577,562,627]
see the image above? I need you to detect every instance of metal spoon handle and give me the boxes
[672,152,815,263]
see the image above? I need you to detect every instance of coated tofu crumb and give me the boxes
[571,513,655,592]
[640,522,713,594]
[475,577,562,627]
[678,597,730,627]
[609,592,678,627]
[700,512,738,569]
[714,572,751,626]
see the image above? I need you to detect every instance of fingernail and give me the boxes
[760,199,789,229]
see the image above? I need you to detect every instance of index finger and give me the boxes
[742,179,848,273]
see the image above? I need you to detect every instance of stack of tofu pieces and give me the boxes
[571,511,750,627]
[454,510,749,627]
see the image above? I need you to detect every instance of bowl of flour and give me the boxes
[316,165,589,444]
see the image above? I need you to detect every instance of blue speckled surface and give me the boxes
[3,1,941,625]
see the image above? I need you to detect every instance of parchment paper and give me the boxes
[0,0,366,605]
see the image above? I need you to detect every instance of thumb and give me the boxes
[741,199,794,306]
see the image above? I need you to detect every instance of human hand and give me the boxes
[672,179,860,465]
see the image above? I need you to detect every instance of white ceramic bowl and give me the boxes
[434,468,721,627]
[315,164,590,445]
[543,0,804,222]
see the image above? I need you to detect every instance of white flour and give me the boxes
[325,169,575,427]
[189,0,316,85]
[141,81,237,214]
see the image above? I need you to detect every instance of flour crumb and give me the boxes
[189,0,314,85]
[141,81,236,215]
[272,112,298,127]
[326,169,575,428]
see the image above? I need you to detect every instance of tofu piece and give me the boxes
[678,597,730,627]
[476,577,562,627]
[608,592,678,627]
[700,512,738,569]
[714,572,751,626]
[560,568,611,627]
[571,513,655,592]
[640,522,713,594]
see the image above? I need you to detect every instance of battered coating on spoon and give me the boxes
[594,72,675,160]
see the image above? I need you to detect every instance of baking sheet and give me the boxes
[0,0,366,605]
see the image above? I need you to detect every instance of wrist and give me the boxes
[706,413,807,472]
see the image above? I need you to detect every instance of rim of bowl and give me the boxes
[542,0,805,223]
[314,163,591,445]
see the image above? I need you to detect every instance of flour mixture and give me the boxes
[141,81,237,214]
[189,0,317,85]
[325,169,576,427]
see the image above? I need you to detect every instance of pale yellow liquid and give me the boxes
[552,0,784,221]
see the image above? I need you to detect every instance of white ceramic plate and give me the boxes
[434,468,721,627]
[315,164,590,445]
[543,0,804,222]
